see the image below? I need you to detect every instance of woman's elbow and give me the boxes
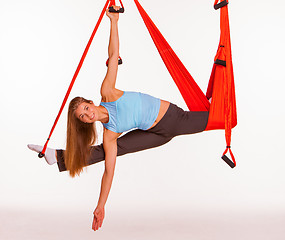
[108,53,119,61]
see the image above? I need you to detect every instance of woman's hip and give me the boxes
[147,103,209,137]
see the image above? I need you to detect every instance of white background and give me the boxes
[1,0,285,239]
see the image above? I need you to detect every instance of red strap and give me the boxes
[40,0,111,156]
[109,0,124,9]
[207,0,237,166]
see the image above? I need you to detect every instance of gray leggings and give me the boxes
[57,103,209,172]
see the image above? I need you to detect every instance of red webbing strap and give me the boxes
[109,0,124,9]
[207,0,237,166]
[39,0,111,157]
[134,0,210,111]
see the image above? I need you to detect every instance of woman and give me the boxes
[28,6,209,231]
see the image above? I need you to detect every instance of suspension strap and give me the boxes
[38,0,112,158]
[214,0,237,168]
[109,0,125,12]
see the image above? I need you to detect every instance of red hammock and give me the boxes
[134,0,237,167]
[39,0,237,168]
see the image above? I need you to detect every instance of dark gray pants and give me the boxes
[57,103,209,172]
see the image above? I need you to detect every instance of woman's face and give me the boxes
[74,101,98,123]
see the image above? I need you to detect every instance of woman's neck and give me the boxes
[97,105,109,123]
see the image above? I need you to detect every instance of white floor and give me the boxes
[1,207,284,240]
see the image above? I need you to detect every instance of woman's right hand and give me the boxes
[106,6,120,21]
[92,206,105,231]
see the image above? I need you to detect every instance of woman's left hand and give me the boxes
[92,206,105,231]
[106,6,120,21]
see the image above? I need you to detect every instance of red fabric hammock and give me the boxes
[39,0,237,167]
[134,0,237,167]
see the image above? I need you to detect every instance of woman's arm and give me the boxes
[100,7,120,98]
[92,129,119,231]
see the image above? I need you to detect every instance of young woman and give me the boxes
[28,6,209,231]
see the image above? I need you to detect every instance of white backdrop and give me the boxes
[1,0,285,239]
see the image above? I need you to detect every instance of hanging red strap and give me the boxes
[38,0,111,158]
[109,0,124,12]
[110,0,124,8]
[209,0,237,167]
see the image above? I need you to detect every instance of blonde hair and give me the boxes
[65,97,97,177]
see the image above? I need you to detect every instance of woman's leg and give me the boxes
[57,103,208,172]
[57,129,172,172]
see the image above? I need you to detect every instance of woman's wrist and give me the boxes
[96,203,105,209]
[110,18,118,23]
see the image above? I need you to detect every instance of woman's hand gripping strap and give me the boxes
[109,6,124,13]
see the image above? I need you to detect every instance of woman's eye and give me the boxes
[86,107,89,110]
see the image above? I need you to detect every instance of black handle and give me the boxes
[215,59,226,67]
[109,6,125,13]
[106,57,123,67]
[214,0,228,10]
[221,155,236,168]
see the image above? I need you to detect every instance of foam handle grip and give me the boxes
[221,155,236,168]
[109,6,125,13]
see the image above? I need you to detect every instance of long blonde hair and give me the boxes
[65,97,97,177]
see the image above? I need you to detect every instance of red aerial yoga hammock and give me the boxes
[133,0,237,167]
[39,0,237,168]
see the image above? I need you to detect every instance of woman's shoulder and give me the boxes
[103,127,122,140]
[101,88,124,103]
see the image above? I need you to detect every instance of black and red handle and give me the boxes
[106,56,123,66]
[108,6,124,13]
[221,155,236,168]
[214,0,228,10]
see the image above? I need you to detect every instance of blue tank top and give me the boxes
[100,91,161,133]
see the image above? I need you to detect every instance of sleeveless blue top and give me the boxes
[100,91,161,133]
